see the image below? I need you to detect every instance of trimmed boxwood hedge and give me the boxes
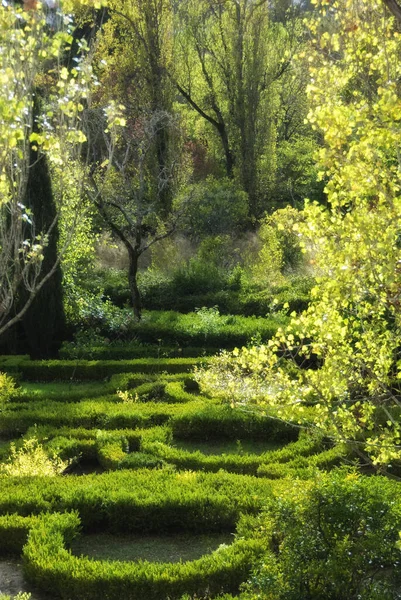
[137,434,331,476]
[171,404,299,441]
[22,512,265,600]
[0,470,274,532]
[60,344,222,360]
[1,357,204,381]
[1,397,299,441]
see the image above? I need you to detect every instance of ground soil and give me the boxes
[0,559,49,600]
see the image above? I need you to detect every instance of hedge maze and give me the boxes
[0,354,346,600]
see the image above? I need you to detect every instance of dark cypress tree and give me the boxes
[21,96,66,358]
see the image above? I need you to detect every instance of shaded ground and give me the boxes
[0,559,50,600]
[72,532,234,563]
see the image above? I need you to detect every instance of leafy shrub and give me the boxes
[0,437,68,477]
[0,372,17,406]
[171,256,225,296]
[240,471,401,600]
[176,177,248,240]
[250,207,305,287]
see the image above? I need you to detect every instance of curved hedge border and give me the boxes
[0,470,273,532]
[0,512,265,599]
[21,513,264,600]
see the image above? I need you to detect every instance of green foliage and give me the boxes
[0,372,16,406]
[240,471,401,600]
[199,0,401,469]
[250,207,304,286]
[176,178,248,240]
[273,135,324,208]
[0,437,68,477]
[0,594,31,600]
[23,511,263,600]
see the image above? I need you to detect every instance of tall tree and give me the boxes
[198,0,401,471]
[95,0,174,216]
[0,0,95,341]
[21,97,66,358]
[173,0,297,218]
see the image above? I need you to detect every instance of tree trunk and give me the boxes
[128,248,142,321]
[21,94,66,358]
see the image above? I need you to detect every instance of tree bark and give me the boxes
[128,247,142,321]
[382,0,401,23]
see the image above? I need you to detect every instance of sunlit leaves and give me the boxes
[199,0,401,469]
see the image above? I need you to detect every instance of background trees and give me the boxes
[173,0,302,218]
[0,0,322,345]
[198,0,401,471]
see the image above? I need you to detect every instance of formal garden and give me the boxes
[2,0,401,598]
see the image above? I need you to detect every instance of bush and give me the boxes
[240,471,401,600]
[0,437,68,477]
[176,178,248,240]
[0,372,17,406]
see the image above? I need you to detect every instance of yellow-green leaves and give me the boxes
[199,0,401,470]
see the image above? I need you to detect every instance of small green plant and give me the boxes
[116,389,139,403]
[0,437,69,477]
[193,306,221,338]
[0,371,16,407]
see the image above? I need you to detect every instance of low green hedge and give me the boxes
[136,434,326,476]
[0,399,181,436]
[121,311,287,348]
[1,357,203,381]
[30,426,157,466]
[128,380,199,404]
[140,279,312,317]
[110,372,199,393]
[0,470,273,532]
[171,404,299,441]
[60,344,221,360]
[2,397,299,443]
[15,373,199,404]
[23,512,265,600]
[28,425,169,448]
[0,514,38,555]
[257,445,348,479]
[139,441,265,475]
